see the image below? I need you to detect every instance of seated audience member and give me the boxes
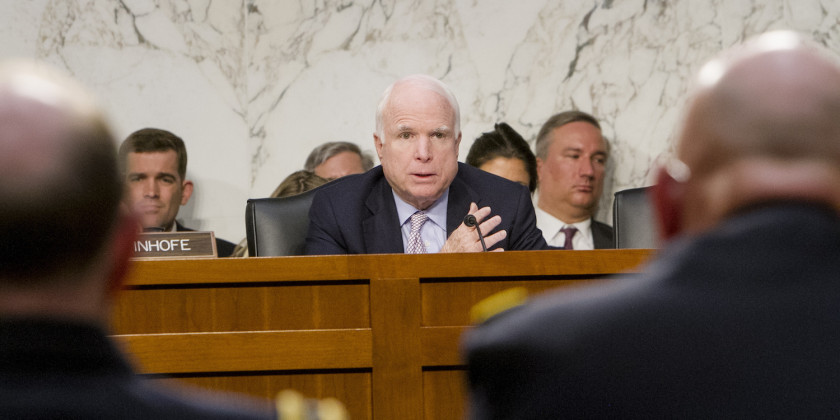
[118,128,237,257]
[305,74,547,255]
[270,170,331,198]
[0,59,274,419]
[304,141,374,180]
[464,31,840,418]
[466,122,537,193]
[232,170,330,257]
[534,110,613,249]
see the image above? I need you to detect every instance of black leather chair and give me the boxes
[612,186,658,249]
[245,186,323,257]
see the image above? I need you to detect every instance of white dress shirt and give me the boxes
[534,206,594,250]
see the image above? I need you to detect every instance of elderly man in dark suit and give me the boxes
[0,60,274,419]
[463,31,840,419]
[306,74,547,254]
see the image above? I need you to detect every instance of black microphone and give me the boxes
[463,214,487,252]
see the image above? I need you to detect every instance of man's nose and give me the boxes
[142,179,159,197]
[579,157,595,178]
[415,136,432,161]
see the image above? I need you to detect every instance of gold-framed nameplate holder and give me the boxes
[132,231,218,260]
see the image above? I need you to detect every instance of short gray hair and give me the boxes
[535,110,604,160]
[375,74,461,141]
[304,141,374,172]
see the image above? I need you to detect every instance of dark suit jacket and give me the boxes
[0,318,274,419]
[176,222,237,257]
[306,163,548,254]
[592,219,614,249]
[464,203,840,419]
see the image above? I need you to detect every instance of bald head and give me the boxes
[664,31,840,236]
[0,60,121,281]
[679,32,840,174]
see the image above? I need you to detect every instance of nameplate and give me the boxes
[132,231,217,260]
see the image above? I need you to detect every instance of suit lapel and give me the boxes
[446,170,482,236]
[362,177,405,253]
[592,221,614,249]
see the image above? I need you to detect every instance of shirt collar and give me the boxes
[393,189,449,230]
[535,206,593,239]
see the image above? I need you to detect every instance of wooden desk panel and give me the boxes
[114,282,370,333]
[421,277,606,327]
[113,249,654,420]
[423,369,468,420]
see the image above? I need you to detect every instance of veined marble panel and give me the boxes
[2,0,838,244]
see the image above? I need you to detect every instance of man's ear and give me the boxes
[180,180,194,206]
[535,157,544,183]
[105,211,139,297]
[652,166,685,242]
[373,133,384,159]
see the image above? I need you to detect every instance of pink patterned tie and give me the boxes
[561,226,578,250]
[406,211,428,254]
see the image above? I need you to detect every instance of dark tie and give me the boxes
[561,226,578,250]
[406,211,428,254]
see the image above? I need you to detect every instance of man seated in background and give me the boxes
[119,128,236,257]
[0,59,274,419]
[534,110,613,249]
[270,170,331,199]
[464,31,840,418]
[304,141,374,180]
[306,74,547,254]
[231,170,330,257]
[466,122,537,194]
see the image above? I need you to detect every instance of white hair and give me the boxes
[375,74,461,141]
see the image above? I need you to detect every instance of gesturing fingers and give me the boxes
[441,203,508,253]
[469,204,492,225]
[477,212,502,235]
[473,214,505,251]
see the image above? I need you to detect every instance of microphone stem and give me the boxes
[475,224,487,252]
[464,214,488,252]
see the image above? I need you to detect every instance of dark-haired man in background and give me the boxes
[119,128,236,257]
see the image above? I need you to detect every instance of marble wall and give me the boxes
[2,0,838,243]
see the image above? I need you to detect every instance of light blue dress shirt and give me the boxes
[393,190,449,253]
